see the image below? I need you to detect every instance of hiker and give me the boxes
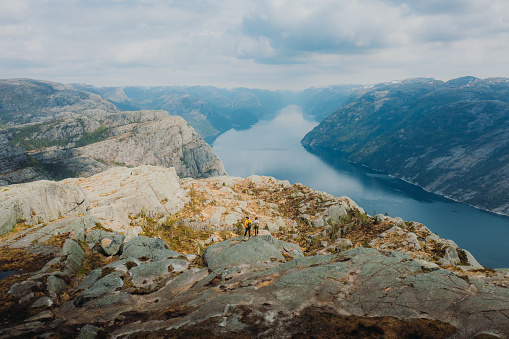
[254,217,259,236]
[244,216,252,238]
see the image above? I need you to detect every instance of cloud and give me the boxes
[0,0,508,88]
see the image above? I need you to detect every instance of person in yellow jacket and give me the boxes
[244,216,252,239]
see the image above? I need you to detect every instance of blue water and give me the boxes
[213,105,509,269]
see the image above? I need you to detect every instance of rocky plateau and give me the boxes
[0,165,508,338]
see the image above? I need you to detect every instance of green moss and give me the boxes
[456,248,470,266]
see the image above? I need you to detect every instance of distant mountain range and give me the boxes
[302,76,509,215]
[70,83,363,141]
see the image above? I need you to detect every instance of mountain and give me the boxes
[0,79,118,126]
[0,79,226,184]
[72,84,288,141]
[0,165,507,338]
[296,84,365,121]
[302,77,509,215]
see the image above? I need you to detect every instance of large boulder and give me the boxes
[203,235,304,270]
[120,235,181,261]
[63,166,188,235]
[0,180,89,235]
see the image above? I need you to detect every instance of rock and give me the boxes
[74,274,124,307]
[414,259,440,271]
[129,259,188,285]
[120,235,181,261]
[99,232,125,256]
[374,214,388,223]
[8,280,41,298]
[406,232,421,250]
[438,247,460,266]
[31,296,54,308]
[333,238,353,252]
[224,212,243,226]
[75,115,226,179]
[325,204,348,224]
[61,239,85,275]
[63,166,188,234]
[77,324,101,339]
[463,249,484,269]
[426,233,440,242]
[47,275,67,293]
[312,218,324,228]
[393,217,405,227]
[203,235,304,270]
[0,180,89,236]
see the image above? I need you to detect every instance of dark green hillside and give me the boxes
[302,77,509,215]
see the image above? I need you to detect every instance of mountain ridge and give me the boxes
[302,76,509,216]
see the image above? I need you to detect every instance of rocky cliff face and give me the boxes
[0,80,226,183]
[0,165,507,338]
[302,77,509,215]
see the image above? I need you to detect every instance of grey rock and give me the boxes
[100,232,125,256]
[61,239,85,275]
[0,180,89,236]
[333,238,353,252]
[438,246,460,266]
[96,292,133,309]
[312,218,324,228]
[414,259,440,271]
[324,204,347,224]
[8,280,41,298]
[31,296,54,308]
[74,274,124,307]
[47,275,67,293]
[120,235,181,261]
[203,235,303,270]
[406,232,421,250]
[463,249,484,269]
[77,324,101,339]
[129,259,188,285]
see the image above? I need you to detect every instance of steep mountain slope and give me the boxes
[302,77,509,215]
[0,79,226,184]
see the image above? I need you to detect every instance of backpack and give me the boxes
[246,220,252,228]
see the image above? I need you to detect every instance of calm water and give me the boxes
[213,105,509,268]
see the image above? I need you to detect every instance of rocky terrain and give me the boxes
[302,77,509,215]
[1,165,508,338]
[0,79,226,184]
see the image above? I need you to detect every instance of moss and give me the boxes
[456,248,470,266]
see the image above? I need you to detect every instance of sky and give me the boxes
[1,0,508,90]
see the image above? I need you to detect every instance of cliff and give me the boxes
[0,165,507,338]
[302,77,509,215]
[0,80,226,183]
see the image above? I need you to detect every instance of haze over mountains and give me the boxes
[70,83,363,142]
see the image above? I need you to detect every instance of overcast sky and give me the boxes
[1,0,508,89]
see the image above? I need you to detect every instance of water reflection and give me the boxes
[213,105,509,268]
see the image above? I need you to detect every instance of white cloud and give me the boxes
[0,0,508,88]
